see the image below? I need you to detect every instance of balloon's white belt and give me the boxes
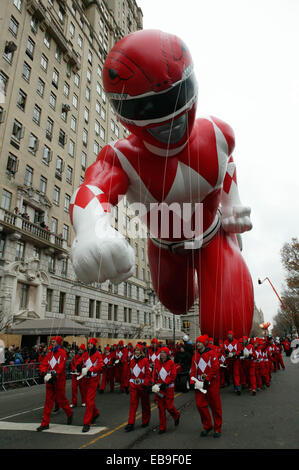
[150,209,221,254]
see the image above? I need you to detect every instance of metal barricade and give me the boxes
[0,360,72,391]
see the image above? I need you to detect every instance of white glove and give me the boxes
[114,360,119,365]
[81,367,88,377]
[228,352,234,358]
[222,205,252,234]
[44,373,51,383]
[71,214,135,285]
[152,384,160,393]
[244,351,249,358]
[194,380,204,391]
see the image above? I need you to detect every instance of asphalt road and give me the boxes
[0,354,298,451]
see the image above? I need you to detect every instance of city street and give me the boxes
[0,354,298,451]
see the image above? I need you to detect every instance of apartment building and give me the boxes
[0,0,183,345]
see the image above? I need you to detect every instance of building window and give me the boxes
[1,189,12,210]
[64,194,70,212]
[66,165,73,184]
[46,117,54,140]
[16,240,25,261]
[89,299,95,318]
[46,289,53,311]
[96,100,101,115]
[81,151,87,170]
[6,153,18,176]
[33,104,41,125]
[53,185,60,205]
[84,107,89,123]
[64,82,69,97]
[69,139,75,157]
[39,175,47,194]
[19,283,29,309]
[74,73,80,87]
[49,92,56,110]
[59,292,66,313]
[94,141,99,155]
[78,35,83,49]
[24,165,33,186]
[51,217,57,234]
[22,61,31,82]
[75,296,80,316]
[11,119,23,143]
[40,54,48,72]
[73,93,78,109]
[83,129,88,147]
[0,70,9,97]
[88,50,92,64]
[14,0,22,12]
[61,258,68,277]
[87,68,91,83]
[124,307,127,323]
[30,17,38,34]
[42,144,52,164]
[62,224,69,242]
[108,303,112,321]
[114,305,118,321]
[58,7,65,23]
[0,234,6,258]
[100,126,105,141]
[26,37,35,59]
[55,46,62,63]
[70,115,76,132]
[85,87,90,101]
[59,129,66,147]
[69,22,75,38]
[101,107,106,121]
[48,254,55,273]
[37,77,45,97]
[52,68,59,88]
[96,301,101,319]
[44,31,51,49]
[9,16,19,37]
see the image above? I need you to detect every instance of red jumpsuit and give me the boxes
[239,343,256,393]
[127,356,151,426]
[223,338,241,389]
[118,347,129,391]
[260,348,271,387]
[276,343,285,370]
[39,346,73,427]
[100,351,115,392]
[152,358,180,432]
[70,353,86,405]
[218,348,228,388]
[76,350,103,425]
[190,347,222,433]
[253,344,263,390]
[147,347,161,370]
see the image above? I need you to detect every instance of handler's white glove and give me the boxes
[81,367,88,377]
[152,384,160,393]
[194,380,204,391]
[71,213,135,285]
[44,373,51,383]
[114,359,120,365]
[228,352,234,358]
[243,350,249,358]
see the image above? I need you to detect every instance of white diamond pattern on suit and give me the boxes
[159,367,168,381]
[49,357,57,369]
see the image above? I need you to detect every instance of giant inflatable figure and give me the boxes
[70,30,254,341]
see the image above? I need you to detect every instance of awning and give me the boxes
[5,318,91,336]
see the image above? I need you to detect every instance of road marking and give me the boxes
[0,422,107,435]
[79,392,182,449]
[0,407,44,421]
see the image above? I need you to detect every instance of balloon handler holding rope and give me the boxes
[70,29,254,342]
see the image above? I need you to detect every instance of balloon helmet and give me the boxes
[103,29,198,155]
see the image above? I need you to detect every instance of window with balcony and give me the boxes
[1,189,12,210]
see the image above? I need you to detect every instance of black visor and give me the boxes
[110,73,197,122]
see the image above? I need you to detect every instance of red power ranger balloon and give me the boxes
[70,30,254,342]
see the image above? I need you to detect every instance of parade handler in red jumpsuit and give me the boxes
[239,336,257,395]
[224,330,242,394]
[152,347,180,434]
[70,344,86,407]
[190,335,222,438]
[76,338,103,433]
[124,344,152,432]
[37,336,73,431]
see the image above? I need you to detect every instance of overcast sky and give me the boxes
[136,0,299,328]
